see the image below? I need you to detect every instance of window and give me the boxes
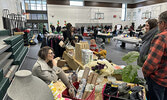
[31,14,37,20]
[30,0,36,4]
[43,14,47,20]
[37,14,43,20]
[42,5,46,10]
[31,4,36,10]
[70,0,84,6]
[37,4,42,10]
[25,0,30,10]
[36,0,41,4]
[42,0,46,5]
[24,0,47,11]
[121,3,127,21]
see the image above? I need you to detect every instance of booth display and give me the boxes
[113,35,142,47]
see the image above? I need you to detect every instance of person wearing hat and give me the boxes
[94,43,107,59]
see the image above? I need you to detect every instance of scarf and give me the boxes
[138,27,158,66]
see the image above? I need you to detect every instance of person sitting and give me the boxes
[90,38,98,52]
[94,43,107,59]
[32,46,62,84]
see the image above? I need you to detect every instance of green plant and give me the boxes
[122,51,140,83]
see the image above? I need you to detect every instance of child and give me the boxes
[90,39,98,52]
[94,43,107,59]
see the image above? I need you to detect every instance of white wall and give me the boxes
[133,2,167,28]
[48,2,167,31]
[47,4,133,31]
[0,0,22,29]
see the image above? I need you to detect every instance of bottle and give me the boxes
[71,71,78,83]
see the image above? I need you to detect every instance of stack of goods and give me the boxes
[76,67,90,99]
[103,82,145,100]
[66,45,74,56]
[62,67,98,100]
[75,41,89,63]
[82,49,93,65]
[82,72,98,99]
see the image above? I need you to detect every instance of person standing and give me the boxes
[93,26,98,40]
[56,25,61,33]
[50,24,55,33]
[137,19,158,67]
[43,25,49,35]
[81,25,84,35]
[142,11,167,100]
[129,23,135,37]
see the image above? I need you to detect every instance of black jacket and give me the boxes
[43,28,48,34]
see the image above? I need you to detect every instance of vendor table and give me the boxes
[97,33,113,43]
[113,35,142,47]
[83,31,94,37]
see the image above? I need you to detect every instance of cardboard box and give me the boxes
[82,49,93,65]
[66,45,74,53]
[57,60,66,67]
[75,41,89,63]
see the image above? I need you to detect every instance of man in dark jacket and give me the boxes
[43,25,48,35]
[81,26,84,35]
[56,25,61,33]
[93,26,98,40]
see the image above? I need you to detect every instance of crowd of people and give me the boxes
[37,11,167,100]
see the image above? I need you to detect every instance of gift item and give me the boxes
[7,70,54,100]
[48,82,66,100]
[57,69,76,98]
[76,67,90,99]
[62,82,95,100]
[102,82,145,100]
[57,69,71,88]
[82,49,93,65]
[85,73,98,99]
[75,41,89,63]
[82,72,94,99]
[71,71,78,83]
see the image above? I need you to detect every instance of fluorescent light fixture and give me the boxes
[70,1,84,6]
[121,3,127,21]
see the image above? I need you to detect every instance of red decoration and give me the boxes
[113,15,117,18]
[24,29,30,33]
[23,13,30,15]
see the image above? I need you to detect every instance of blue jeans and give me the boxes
[146,77,167,100]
